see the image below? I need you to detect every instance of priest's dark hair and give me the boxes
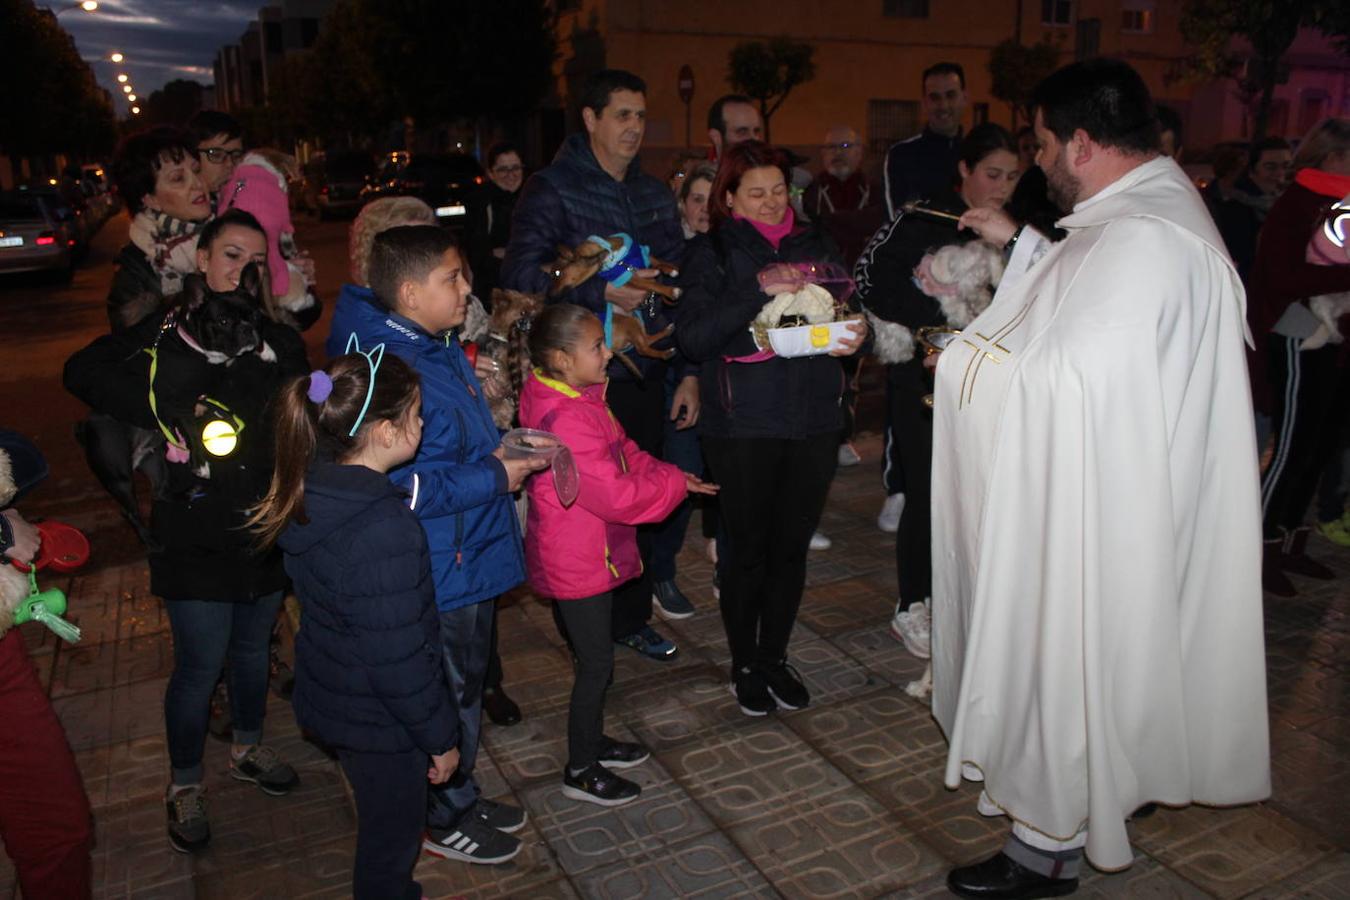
[1030,59,1161,156]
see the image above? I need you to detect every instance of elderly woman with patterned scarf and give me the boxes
[107,126,214,333]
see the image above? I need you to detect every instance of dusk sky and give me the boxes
[56,0,255,112]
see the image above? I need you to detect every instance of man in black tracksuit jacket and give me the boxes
[501,69,689,659]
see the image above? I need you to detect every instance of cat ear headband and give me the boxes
[344,333,386,437]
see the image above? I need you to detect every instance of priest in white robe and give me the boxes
[932,59,1271,898]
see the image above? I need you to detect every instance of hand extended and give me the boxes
[473,352,499,383]
[605,270,659,312]
[829,320,868,357]
[670,375,700,430]
[492,448,552,492]
[957,207,1019,247]
[685,474,719,496]
[1,508,40,565]
[428,748,460,784]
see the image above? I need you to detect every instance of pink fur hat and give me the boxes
[217,158,294,297]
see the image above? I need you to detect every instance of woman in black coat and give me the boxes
[677,141,865,717]
[851,123,1020,662]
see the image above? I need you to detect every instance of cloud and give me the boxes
[61,0,260,97]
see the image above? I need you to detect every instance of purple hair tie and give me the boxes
[307,370,333,403]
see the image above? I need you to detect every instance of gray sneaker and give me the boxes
[423,818,522,864]
[229,744,299,796]
[165,784,210,853]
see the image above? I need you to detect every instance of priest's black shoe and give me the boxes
[482,686,522,727]
[947,852,1079,898]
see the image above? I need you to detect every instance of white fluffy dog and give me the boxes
[868,240,1005,365]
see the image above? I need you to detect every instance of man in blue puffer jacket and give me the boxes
[341,225,546,866]
[502,69,695,658]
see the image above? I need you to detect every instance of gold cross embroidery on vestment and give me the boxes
[958,301,1032,409]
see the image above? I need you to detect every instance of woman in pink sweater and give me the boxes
[519,304,716,806]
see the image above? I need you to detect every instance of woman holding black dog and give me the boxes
[66,210,309,854]
[676,141,865,717]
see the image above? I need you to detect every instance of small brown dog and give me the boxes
[543,235,682,302]
[477,288,545,429]
[608,311,675,379]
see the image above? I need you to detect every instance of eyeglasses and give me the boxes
[199,147,245,165]
[492,164,523,175]
[822,141,859,153]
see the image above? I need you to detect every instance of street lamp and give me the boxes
[116,73,128,83]
[122,85,132,94]
[110,52,123,63]
[127,94,136,102]
[130,106,140,115]
[53,0,98,12]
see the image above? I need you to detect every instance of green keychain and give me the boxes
[13,565,82,644]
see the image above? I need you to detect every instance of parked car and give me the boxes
[0,191,79,278]
[312,151,375,220]
[361,152,484,229]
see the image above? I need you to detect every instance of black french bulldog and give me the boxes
[175,262,268,361]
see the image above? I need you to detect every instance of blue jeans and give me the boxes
[163,592,283,785]
[426,600,493,829]
[649,372,705,583]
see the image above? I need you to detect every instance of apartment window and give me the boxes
[1076,18,1101,59]
[1122,7,1154,33]
[1042,0,1073,26]
[868,100,920,158]
[883,0,929,17]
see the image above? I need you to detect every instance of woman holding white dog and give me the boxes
[852,123,1020,661]
[677,141,865,717]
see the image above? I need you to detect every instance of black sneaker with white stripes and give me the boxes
[423,818,521,864]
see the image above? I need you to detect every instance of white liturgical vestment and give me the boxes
[930,157,1271,870]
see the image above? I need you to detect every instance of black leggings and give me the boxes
[1261,336,1350,538]
[886,360,933,608]
[551,593,614,771]
[702,433,837,669]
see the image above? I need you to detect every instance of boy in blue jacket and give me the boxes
[351,225,546,864]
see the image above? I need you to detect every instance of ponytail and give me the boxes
[249,351,421,548]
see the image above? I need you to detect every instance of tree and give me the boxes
[1179,0,1350,142]
[987,37,1061,128]
[726,38,816,143]
[0,0,116,171]
[290,0,556,148]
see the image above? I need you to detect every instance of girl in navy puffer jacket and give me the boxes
[252,351,455,900]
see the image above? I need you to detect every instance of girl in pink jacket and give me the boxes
[519,304,717,807]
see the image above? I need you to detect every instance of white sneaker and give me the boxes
[809,530,832,551]
[877,493,905,533]
[837,443,861,467]
[889,598,930,659]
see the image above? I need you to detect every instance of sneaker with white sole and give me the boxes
[562,762,640,806]
[809,531,832,551]
[597,737,650,769]
[837,443,861,467]
[229,744,299,796]
[652,580,695,620]
[423,818,522,864]
[466,797,526,834]
[877,493,905,533]
[165,784,210,853]
[889,598,931,659]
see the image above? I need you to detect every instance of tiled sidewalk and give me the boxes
[2,432,1347,899]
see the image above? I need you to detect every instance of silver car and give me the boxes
[0,192,78,278]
